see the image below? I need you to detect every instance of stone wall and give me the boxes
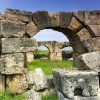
[0,8,100,100]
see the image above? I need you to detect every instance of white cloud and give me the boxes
[33,29,69,42]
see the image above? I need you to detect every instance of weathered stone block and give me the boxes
[33,68,47,91]
[26,88,41,100]
[53,69,99,99]
[49,12,59,27]
[0,38,38,53]
[0,75,5,92]
[32,11,50,29]
[0,53,25,74]
[26,52,34,62]
[46,75,54,89]
[77,28,92,41]
[75,51,100,72]
[59,12,72,28]
[0,20,25,38]
[88,25,100,36]
[68,17,83,33]
[73,10,85,23]
[85,10,100,25]
[57,91,100,100]
[6,74,28,93]
[25,21,38,37]
[82,37,100,52]
[5,8,32,23]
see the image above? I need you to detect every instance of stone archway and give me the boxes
[0,8,100,94]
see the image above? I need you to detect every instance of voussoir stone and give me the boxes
[49,12,59,27]
[0,38,38,53]
[68,17,83,33]
[25,21,39,37]
[88,25,100,37]
[32,11,50,29]
[5,8,32,23]
[82,37,100,52]
[0,20,25,38]
[59,12,72,28]
[85,10,100,25]
[73,10,85,23]
[75,51,100,72]
[76,28,92,41]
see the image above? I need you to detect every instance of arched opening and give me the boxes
[27,29,74,75]
[62,47,73,60]
[34,46,49,60]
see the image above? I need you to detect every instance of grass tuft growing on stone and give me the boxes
[41,93,58,100]
[27,59,73,75]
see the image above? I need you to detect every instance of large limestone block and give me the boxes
[0,20,25,38]
[53,69,99,99]
[0,38,38,53]
[26,88,41,100]
[6,74,28,93]
[49,12,59,27]
[68,17,83,33]
[85,10,100,25]
[33,68,47,91]
[0,53,25,74]
[5,8,32,23]
[57,91,100,100]
[77,28,92,41]
[75,51,100,72]
[25,21,38,37]
[27,71,35,86]
[88,25,100,36]
[59,12,72,28]
[32,11,50,29]
[0,75,5,92]
[73,10,85,23]
[82,37,100,52]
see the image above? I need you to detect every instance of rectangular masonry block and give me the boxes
[0,53,25,74]
[0,20,25,38]
[57,91,100,100]
[53,68,99,99]
[6,74,28,93]
[5,8,32,23]
[0,38,38,54]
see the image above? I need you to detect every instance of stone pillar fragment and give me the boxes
[26,52,34,62]
[0,75,5,92]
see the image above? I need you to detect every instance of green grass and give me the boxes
[27,59,73,75]
[34,50,49,59]
[42,93,58,100]
[0,91,26,100]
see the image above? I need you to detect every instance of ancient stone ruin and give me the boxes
[0,8,100,100]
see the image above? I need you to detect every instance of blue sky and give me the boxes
[0,0,100,50]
